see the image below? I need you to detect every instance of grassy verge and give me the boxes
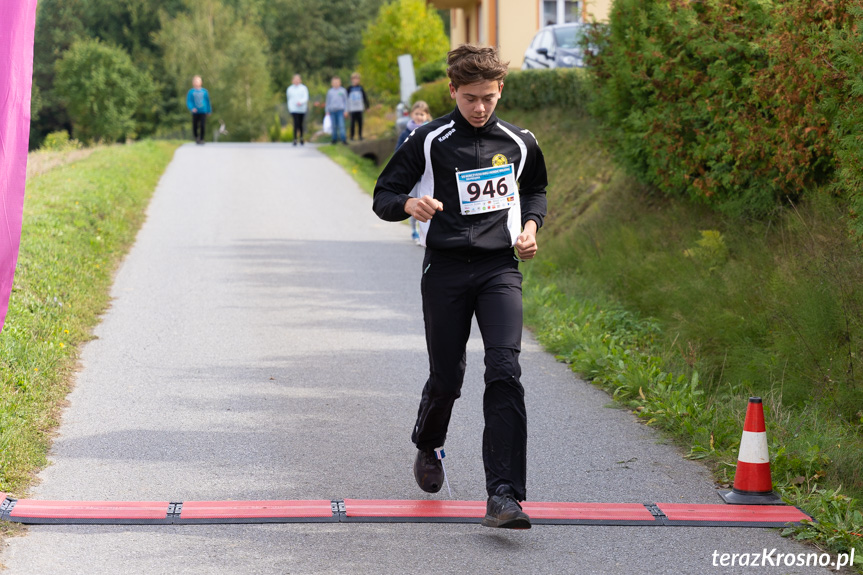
[0,140,180,501]
[328,108,862,567]
[318,143,388,196]
[516,107,863,567]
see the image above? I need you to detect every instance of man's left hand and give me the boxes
[515,220,538,260]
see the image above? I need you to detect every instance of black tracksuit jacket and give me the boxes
[373,107,548,259]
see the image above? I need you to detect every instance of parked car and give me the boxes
[522,23,589,70]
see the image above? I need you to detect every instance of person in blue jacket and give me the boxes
[186,75,212,145]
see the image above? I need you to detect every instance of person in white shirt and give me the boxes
[286,74,309,146]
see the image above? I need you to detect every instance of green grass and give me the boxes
[515,107,863,567]
[330,106,863,568]
[318,143,389,196]
[0,140,180,497]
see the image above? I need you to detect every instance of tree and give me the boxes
[31,0,186,147]
[218,28,274,141]
[156,0,273,141]
[83,0,188,135]
[30,0,88,147]
[358,0,449,100]
[54,39,156,143]
[257,0,387,88]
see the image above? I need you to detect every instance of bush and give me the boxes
[587,0,861,218]
[829,4,863,238]
[54,39,155,143]
[411,79,453,119]
[498,69,591,114]
[39,130,81,152]
[359,0,449,99]
[279,125,295,143]
[416,59,447,84]
[411,69,591,120]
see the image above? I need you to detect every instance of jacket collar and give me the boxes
[451,106,499,134]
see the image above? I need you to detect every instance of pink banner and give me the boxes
[0,0,38,332]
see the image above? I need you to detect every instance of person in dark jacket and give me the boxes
[373,44,548,530]
[347,72,370,141]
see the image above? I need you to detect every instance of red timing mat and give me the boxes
[523,502,657,523]
[0,495,813,527]
[8,500,170,523]
[180,500,335,522]
[343,499,486,521]
[657,503,811,526]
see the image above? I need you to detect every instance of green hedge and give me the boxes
[411,79,453,119]
[411,68,591,120]
[587,0,863,220]
[497,68,590,114]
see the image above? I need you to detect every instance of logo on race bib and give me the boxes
[492,154,508,167]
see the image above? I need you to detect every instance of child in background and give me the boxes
[347,72,370,141]
[395,100,432,245]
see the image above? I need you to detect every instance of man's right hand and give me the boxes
[405,196,443,223]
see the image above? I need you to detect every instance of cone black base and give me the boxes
[718,489,784,505]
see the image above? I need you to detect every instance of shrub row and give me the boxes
[497,68,590,114]
[586,0,863,221]
[411,68,591,120]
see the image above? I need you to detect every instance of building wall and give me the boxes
[584,0,612,22]
[498,0,540,69]
[442,0,610,70]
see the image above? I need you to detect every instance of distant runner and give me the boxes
[372,44,548,530]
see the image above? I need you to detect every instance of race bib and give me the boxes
[456,164,518,216]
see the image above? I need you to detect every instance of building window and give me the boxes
[543,0,580,26]
[563,0,579,23]
[543,0,556,25]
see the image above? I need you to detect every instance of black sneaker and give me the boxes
[482,490,531,529]
[413,449,444,493]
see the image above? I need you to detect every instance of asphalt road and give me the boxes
[1,143,836,574]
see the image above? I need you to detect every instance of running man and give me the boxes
[372,44,548,529]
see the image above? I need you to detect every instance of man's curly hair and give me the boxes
[446,44,509,89]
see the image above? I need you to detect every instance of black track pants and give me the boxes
[192,113,207,142]
[412,250,527,500]
[350,111,363,139]
[291,112,305,142]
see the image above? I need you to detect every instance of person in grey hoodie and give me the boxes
[325,76,349,144]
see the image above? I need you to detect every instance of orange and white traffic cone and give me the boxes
[719,397,783,505]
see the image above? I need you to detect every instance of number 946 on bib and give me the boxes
[456,164,518,216]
